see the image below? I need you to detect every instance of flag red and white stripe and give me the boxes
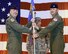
[0,0,68,54]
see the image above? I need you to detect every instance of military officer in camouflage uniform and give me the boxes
[27,17,50,54]
[6,6,31,54]
[38,3,65,54]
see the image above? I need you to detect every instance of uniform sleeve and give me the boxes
[39,18,61,37]
[6,19,30,33]
[25,21,32,28]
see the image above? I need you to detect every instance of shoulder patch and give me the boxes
[10,18,15,22]
[53,18,58,21]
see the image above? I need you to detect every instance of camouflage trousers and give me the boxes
[27,38,48,54]
[27,45,47,54]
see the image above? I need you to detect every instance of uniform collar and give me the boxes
[9,15,16,20]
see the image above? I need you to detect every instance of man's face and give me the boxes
[36,20,41,27]
[50,8,58,16]
[10,9,18,18]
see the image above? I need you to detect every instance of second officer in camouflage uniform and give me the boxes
[27,17,50,54]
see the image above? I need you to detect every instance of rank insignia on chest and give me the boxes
[53,18,58,22]
[10,18,15,22]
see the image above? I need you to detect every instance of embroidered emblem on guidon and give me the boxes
[53,18,58,21]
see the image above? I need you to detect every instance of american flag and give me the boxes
[0,0,20,24]
[0,0,68,54]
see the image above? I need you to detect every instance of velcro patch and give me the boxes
[10,18,15,22]
[53,18,58,21]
